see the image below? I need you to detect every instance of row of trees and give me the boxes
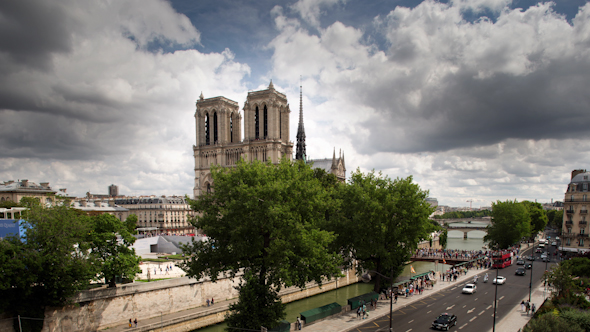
[179,159,436,330]
[484,200,549,249]
[523,255,590,331]
[0,199,140,332]
[432,210,492,219]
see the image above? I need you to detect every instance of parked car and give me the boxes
[525,263,532,269]
[462,283,477,294]
[515,267,526,276]
[493,276,507,285]
[527,256,536,261]
[516,259,525,265]
[432,313,457,330]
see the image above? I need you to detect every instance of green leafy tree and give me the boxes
[0,203,95,332]
[560,309,590,331]
[439,229,448,249]
[331,170,435,292]
[484,200,530,249]
[88,213,140,287]
[549,210,564,230]
[522,201,549,236]
[523,312,583,332]
[179,159,342,330]
[225,272,286,330]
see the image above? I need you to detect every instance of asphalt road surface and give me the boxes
[352,243,558,332]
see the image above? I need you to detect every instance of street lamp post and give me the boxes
[361,268,394,332]
[492,266,499,332]
[529,255,534,302]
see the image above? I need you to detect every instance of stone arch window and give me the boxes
[0,197,4,202]
[230,115,234,143]
[205,112,210,145]
[206,183,211,193]
[213,112,218,143]
[263,105,268,138]
[279,108,282,140]
[255,106,260,139]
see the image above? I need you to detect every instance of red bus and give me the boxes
[492,251,513,269]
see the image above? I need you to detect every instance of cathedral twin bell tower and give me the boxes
[193,81,293,197]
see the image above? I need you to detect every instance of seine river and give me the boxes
[193,222,486,332]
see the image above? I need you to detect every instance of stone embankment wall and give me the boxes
[38,268,360,332]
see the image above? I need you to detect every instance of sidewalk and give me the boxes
[301,267,488,332]
[489,283,550,332]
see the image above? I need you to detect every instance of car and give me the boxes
[515,267,526,276]
[432,313,457,330]
[526,256,536,261]
[516,259,525,265]
[552,241,557,246]
[493,276,507,285]
[556,236,560,241]
[525,263,532,269]
[536,248,543,253]
[462,283,477,294]
[542,256,550,262]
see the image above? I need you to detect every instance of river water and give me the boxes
[193,222,486,331]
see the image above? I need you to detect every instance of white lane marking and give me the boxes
[486,305,492,310]
[408,320,414,324]
[447,305,456,310]
[405,329,412,332]
[467,308,475,314]
[470,316,477,322]
[474,297,478,301]
[462,305,466,308]
[499,296,505,300]
[427,303,434,307]
[459,323,468,329]
[451,287,458,290]
[479,310,485,315]
[427,310,432,314]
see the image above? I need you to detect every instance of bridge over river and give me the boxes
[446,224,488,239]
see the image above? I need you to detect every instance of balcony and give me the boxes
[566,209,575,214]
[580,221,588,226]
[579,243,586,247]
[578,233,589,238]
[566,220,573,225]
[581,209,589,214]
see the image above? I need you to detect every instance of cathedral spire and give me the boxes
[295,77,306,161]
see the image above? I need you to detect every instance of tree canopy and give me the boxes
[484,200,530,249]
[522,201,549,236]
[88,213,140,287]
[329,170,435,292]
[179,159,342,330]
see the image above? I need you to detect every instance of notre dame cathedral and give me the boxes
[193,81,345,198]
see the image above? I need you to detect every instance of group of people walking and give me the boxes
[521,300,536,316]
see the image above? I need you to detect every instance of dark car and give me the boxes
[515,267,526,276]
[525,263,532,269]
[516,259,525,265]
[432,313,457,330]
[526,256,536,261]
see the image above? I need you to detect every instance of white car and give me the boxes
[462,283,477,294]
[493,276,506,285]
[552,241,557,246]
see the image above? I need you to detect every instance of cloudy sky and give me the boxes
[1,0,590,207]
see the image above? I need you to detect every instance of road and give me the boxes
[352,243,559,332]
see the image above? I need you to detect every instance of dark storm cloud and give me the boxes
[0,1,73,70]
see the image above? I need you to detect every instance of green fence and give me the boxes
[300,302,342,324]
[347,291,379,310]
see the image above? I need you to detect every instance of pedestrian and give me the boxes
[362,304,366,319]
[297,316,302,330]
[211,298,214,305]
[129,319,132,328]
[525,302,530,315]
[394,293,398,304]
[521,300,525,311]
[134,318,137,328]
[531,303,536,315]
[206,299,210,306]
[357,306,361,319]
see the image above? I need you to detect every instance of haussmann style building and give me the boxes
[562,169,590,253]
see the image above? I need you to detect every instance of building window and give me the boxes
[571,195,575,202]
[213,112,218,143]
[207,183,211,193]
[581,239,585,246]
[584,195,587,202]
[205,113,210,145]
[255,106,260,139]
[584,183,588,191]
[263,105,268,138]
[230,116,233,143]
[567,238,571,246]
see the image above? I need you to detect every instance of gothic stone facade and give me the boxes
[193,82,293,197]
